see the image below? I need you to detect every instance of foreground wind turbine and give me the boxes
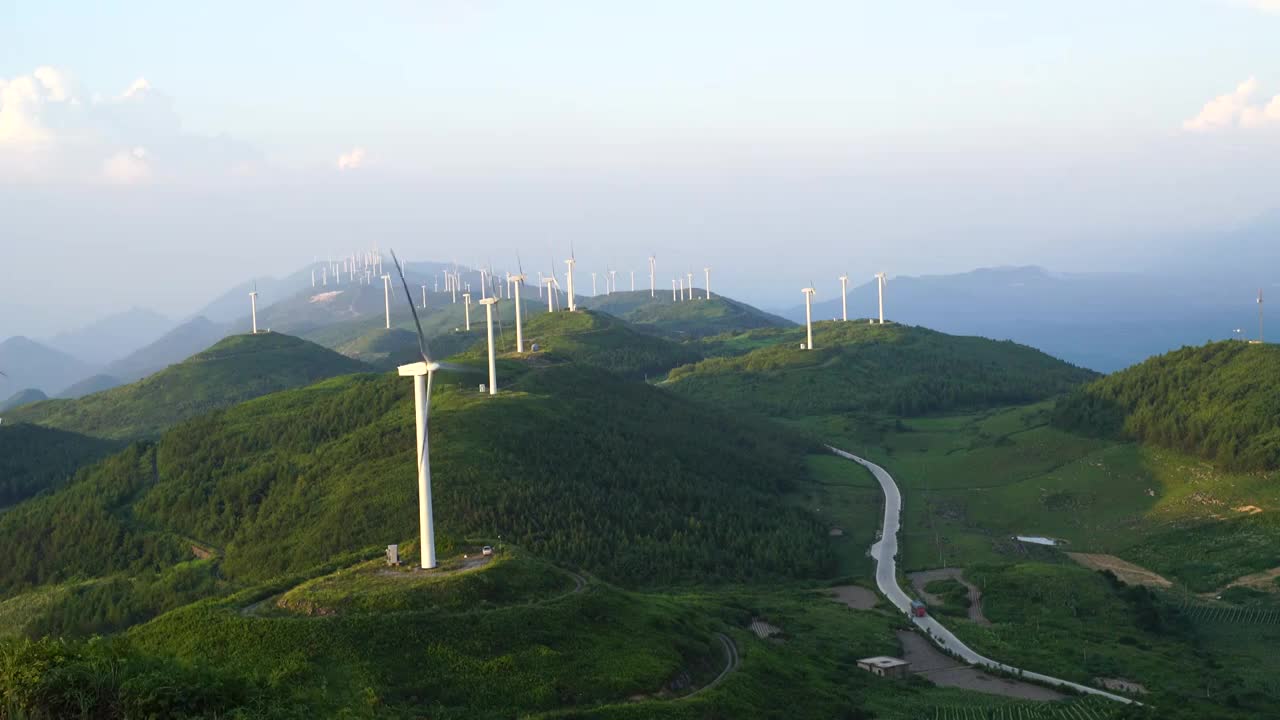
[248,285,259,334]
[382,274,392,329]
[875,272,888,324]
[839,275,849,321]
[389,250,439,570]
[480,297,499,394]
[801,287,816,350]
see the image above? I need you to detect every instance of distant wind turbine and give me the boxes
[875,272,888,324]
[512,256,527,352]
[248,284,259,335]
[649,255,656,298]
[565,246,578,312]
[704,267,712,300]
[839,275,849,322]
[463,292,472,331]
[382,274,393,329]
[801,287,816,350]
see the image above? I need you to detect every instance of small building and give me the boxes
[386,544,401,566]
[857,656,911,679]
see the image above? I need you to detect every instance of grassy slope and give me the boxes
[5,332,367,440]
[458,309,704,380]
[582,291,793,340]
[1054,340,1280,471]
[667,321,1096,418]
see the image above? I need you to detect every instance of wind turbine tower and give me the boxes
[480,297,499,394]
[672,279,677,301]
[649,256,656,298]
[1260,289,1265,343]
[704,267,712,300]
[463,293,472,331]
[630,270,635,292]
[591,272,597,297]
[686,272,694,301]
[801,287,816,350]
[382,274,392,329]
[545,277,557,311]
[875,272,888,324]
[249,288,259,334]
[421,285,428,310]
[609,269,617,296]
[839,275,849,321]
[389,250,439,570]
[510,273,526,352]
[565,254,577,311]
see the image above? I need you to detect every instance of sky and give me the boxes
[2,0,1279,335]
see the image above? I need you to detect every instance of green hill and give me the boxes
[1053,341,1280,471]
[582,290,792,339]
[5,332,368,440]
[0,388,47,412]
[493,309,703,379]
[665,320,1096,418]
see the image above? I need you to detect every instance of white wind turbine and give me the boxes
[463,292,472,331]
[609,269,617,296]
[480,297,499,394]
[421,285,428,310]
[630,270,635,292]
[511,257,527,352]
[382,274,392,329]
[704,267,712,300]
[248,284,259,334]
[591,271,598,297]
[686,271,694,301]
[801,286,816,350]
[649,255,657,298]
[565,248,578,312]
[389,250,441,570]
[544,277,557,312]
[839,275,849,321]
[875,272,888,324]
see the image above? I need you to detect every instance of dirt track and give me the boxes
[1066,553,1172,588]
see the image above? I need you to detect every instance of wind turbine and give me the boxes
[677,276,684,301]
[672,278,677,302]
[649,255,657,298]
[609,269,617,296]
[1260,289,1265,343]
[839,275,849,321]
[875,272,888,324]
[801,287,816,350]
[249,284,259,335]
[382,274,393,329]
[686,271,694,301]
[545,277,557,311]
[389,250,441,570]
[630,270,635,292]
[704,267,712,300]
[565,247,578,312]
[511,257,527,352]
[463,293,472,331]
[421,284,428,310]
[480,297,499,394]
[591,271,598,297]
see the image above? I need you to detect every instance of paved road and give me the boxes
[826,445,1138,705]
[683,633,739,700]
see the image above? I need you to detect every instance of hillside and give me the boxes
[5,333,367,440]
[101,316,231,384]
[0,388,47,412]
[1054,340,1280,471]
[0,336,93,395]
[0,359,829,617]
[494,309,704,379]
[0,424,122,507]
[666,321,1096,418]
[56,373,123,398]
[582,290,792,339]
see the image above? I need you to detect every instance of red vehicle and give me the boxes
[910,600,928,617]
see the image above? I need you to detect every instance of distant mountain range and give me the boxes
[0,337,92,397]
[46,307,174,366]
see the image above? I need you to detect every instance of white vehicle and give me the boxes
[482,546,494,556]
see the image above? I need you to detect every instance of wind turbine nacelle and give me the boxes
[398,361,440,376]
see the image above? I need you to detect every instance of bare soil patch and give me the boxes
[1094,677,1149,695]
[1066,552,1172,589]
[1209,565,1280,596]
[897,631,1064,701]
[828,585,878,610]
[908,567,990,625]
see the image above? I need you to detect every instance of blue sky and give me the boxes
[2,0,1279,332]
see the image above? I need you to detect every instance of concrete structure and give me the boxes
[857,656,911,679]
[801,287,816,350]
[386,544,400,566]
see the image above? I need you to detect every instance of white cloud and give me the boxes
[337,146,367,170]
[1243,0,1280,14]
[103,147,151,184]
[0,66,260,182]
[1183,77,1280,131]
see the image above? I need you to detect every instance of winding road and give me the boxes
[827,445,1138,706]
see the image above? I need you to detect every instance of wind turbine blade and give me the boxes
[390,249,434,363]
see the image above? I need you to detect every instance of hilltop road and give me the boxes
[826,445,1137,706]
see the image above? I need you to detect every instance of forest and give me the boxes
[1053,341,1280,471]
